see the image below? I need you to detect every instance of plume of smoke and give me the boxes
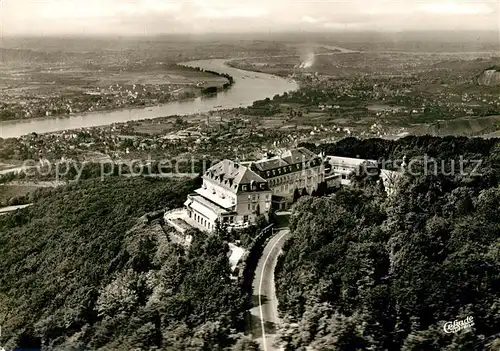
[294,44,316,69]
[301,51,315,68]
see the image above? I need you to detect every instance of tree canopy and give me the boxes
[0,177,250,350]
[276,137,500,350]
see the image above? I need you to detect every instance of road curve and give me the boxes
[250,228,291,351]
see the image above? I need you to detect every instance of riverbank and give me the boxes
[0,58,297,138]
[0,64,234,124]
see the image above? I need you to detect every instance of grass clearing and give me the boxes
[0,185,40,206]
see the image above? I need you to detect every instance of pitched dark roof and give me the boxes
[281,147,318,164]
[252,147,319,173]
[203,160,266,191]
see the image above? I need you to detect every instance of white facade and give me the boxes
[326,155,402,192]
[184,148,402,232]
[185,148,325,230]
[185,160,272,231]
[325,155,378,186]
[263,164,324,197]
[249,148,324,209]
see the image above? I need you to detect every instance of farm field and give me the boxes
[411,115,500,136]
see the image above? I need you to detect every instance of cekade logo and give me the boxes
[443,316,474,334]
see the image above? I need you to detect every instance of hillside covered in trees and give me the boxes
[0,177,256,350]
[277,136,500,350]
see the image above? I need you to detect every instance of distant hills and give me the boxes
[0,48,77,64]
[0,47,172,66]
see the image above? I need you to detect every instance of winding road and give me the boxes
[250,228,291,351]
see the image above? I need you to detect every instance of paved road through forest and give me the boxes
[250,228,291,351]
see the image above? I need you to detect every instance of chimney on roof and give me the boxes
[265,152,275,159]
[320,150,326,160]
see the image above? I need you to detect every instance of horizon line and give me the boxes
[1,29,499,38]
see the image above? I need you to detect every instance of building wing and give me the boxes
[252,158,289,172]
[251,147,321,178]
[203,159,267,192]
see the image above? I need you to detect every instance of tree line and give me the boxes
[276,135,500,350]
[190,66,235,93]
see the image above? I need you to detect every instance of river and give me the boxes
[0,59,298,139]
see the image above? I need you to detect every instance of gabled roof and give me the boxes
[252,158,289,172]
[203,160,266,192]
[281,147,318,165]
[252,147,320,173]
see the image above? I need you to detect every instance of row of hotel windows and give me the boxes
[271,175,324,195]
[247,202,270,211]
[203,183,273,203]
[191,212,253,229]
[272,183,307,195]
[222,215,250,223]
[264,160,321,178]
[238,172,322,193]
[241,183,266,192]
[247,194,270,201]
[193,212,212,230]
[268,170,323,187]
[269,174,323,188]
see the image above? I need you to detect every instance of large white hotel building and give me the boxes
[184,147,324,230]
[183,147,401,231]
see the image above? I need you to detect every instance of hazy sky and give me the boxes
[1,0,499,36]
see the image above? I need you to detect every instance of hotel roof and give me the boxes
[203,160,266,191]
[281,147,318,164]
[195,188,235,209]
[185,194,234,222]
[251,158,289,172]
[252,147,319,172]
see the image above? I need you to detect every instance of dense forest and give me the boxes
[2,135,499,350]
[277,136,500,350]
[0,177,257,350]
